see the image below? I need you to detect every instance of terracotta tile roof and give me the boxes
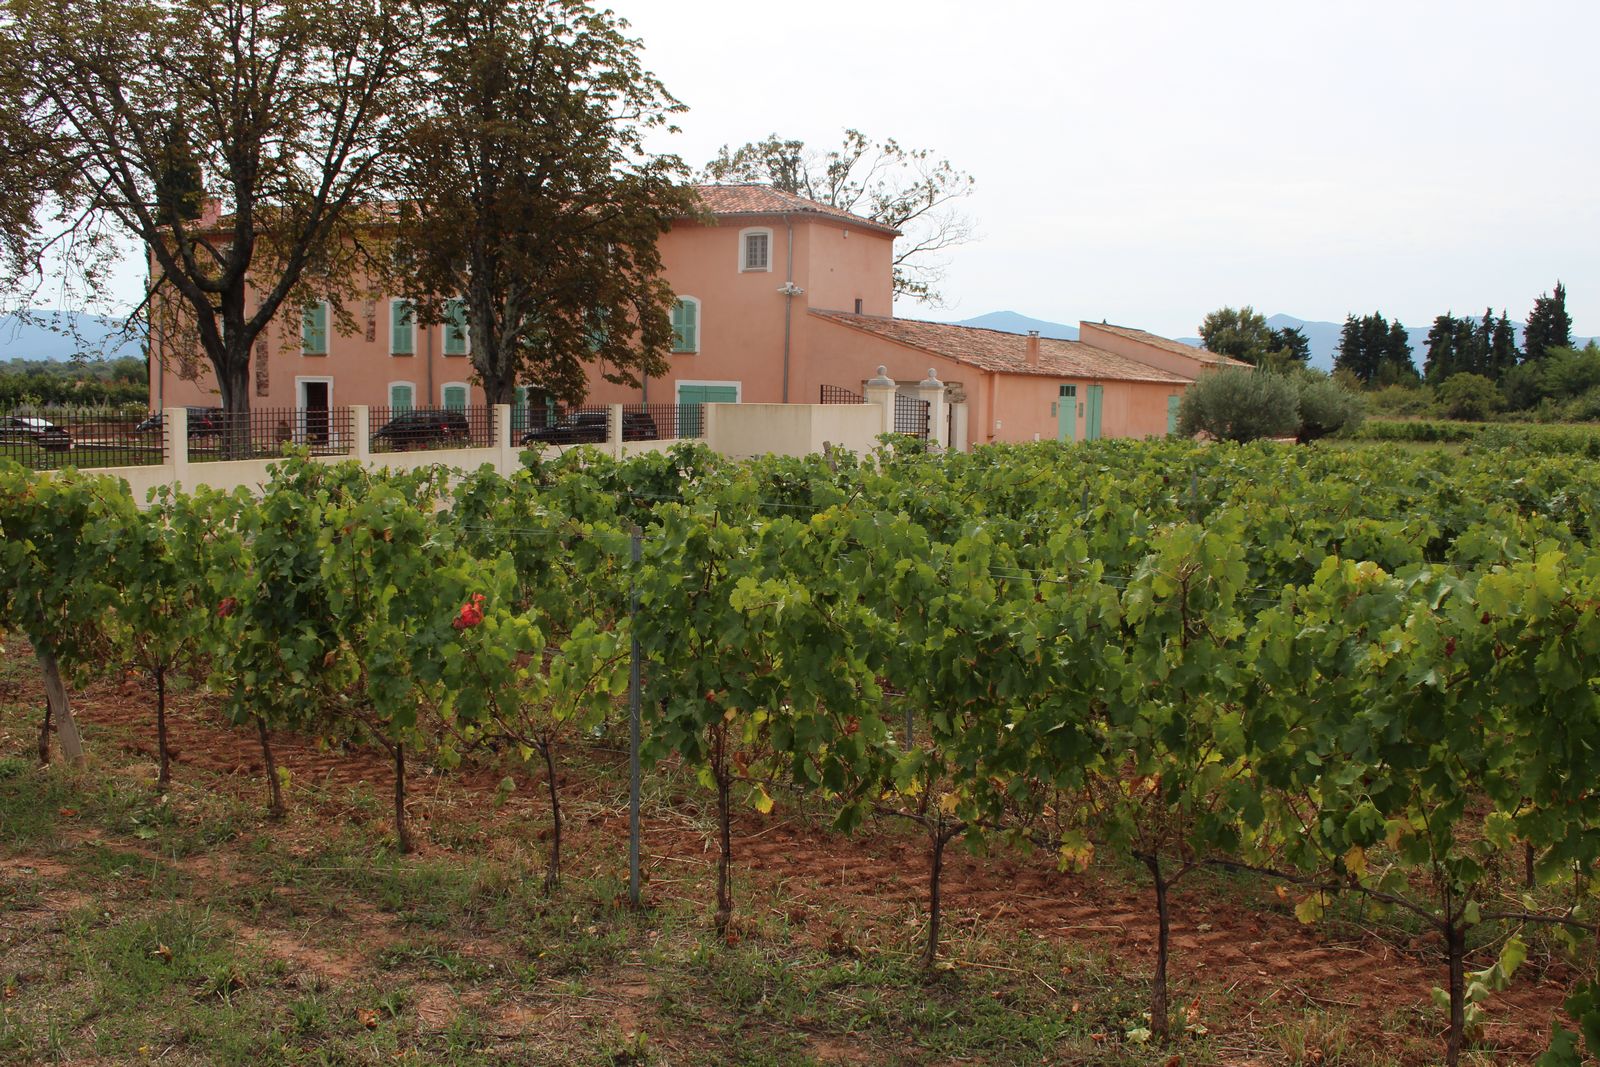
[1083,321,1253,368]
[691,184,901,236]
[810,312,1195,384]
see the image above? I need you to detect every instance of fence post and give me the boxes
[608,404,624,460]
[702,403,720,450]
[352,405,371,464]
[864,365,896,437]
[493,403,514,476]
[164,407,189,489]
[628,525,643,908]
[915,368,946,449]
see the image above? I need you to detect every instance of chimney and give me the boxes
[1025,330,1040,367]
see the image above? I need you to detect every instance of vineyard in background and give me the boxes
[5,437,1600,1064]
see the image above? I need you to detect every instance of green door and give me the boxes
[676,383,737,437]
[1056,384,1076,442]
[1167,394,1180,435]
[1085,385,1104,441]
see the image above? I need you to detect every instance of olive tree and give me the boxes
[1175,369,1299,443]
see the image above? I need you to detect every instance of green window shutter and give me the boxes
[302,303,327,354]
[389,384,414,411]
[672,300,698,352]
[443,299,469,355]
[513,386,529,432]
[391,301,414,355]
[1168,394,1180,434]
[443,385,467,410]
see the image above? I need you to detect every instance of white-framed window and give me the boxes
[390,299,415,356]
[388,381,415,411]
[738,228,772,273]
[442,298,470,356]
[301,301,329,355]
[441,382,469,410]
[671,296,700,353]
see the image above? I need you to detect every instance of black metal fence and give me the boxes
[820,384,864,404]
[369,405,493,454]
[894,392,931,439]
[1,406,163,471]
[516,405,609,447]
[189,407,355,463]
[515,403,707,446]
[624,403,704,440]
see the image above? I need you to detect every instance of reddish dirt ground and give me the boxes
[14,664,1577,1062]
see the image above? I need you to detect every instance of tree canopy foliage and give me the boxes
[1334,312,1418,386]
[1197,306,1309,371]
[700,129,976,305]
[1523,281,1573,365]
[0,0,417,413]
[391,0,696,407]
[1175,369,1299,442]
[1424,310,1518,384]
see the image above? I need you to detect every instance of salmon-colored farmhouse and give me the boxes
[150,185,1244,449]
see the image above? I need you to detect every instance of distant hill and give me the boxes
[0,310,145,362]
[952,311,1079,341]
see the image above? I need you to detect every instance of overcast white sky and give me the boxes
[622,0,1599,337]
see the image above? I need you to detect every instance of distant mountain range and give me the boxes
[956,310,1593,372]
[953,310,1080,342]
[0,311,145,361]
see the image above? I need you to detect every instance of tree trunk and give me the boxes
[37,699,51,766]
[256,715,285,819]
[1524,842,1535,889]
[154,663,170,789]
[35,644,84,766]
[1142,852,1173,1042]
[393,743,412,854]
[922,823,953,969]
[215,349,252,459]
[1445,922,1467,1067]
[539,739,561,895]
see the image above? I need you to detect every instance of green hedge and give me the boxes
[1350,418,1600,455]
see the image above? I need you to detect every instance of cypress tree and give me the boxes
[1425,313,1457,383]
[1274,325,1312,366]
[1491,312,1519,380]
[1334,314,1370,382]
[1451,316,1483,377]
[1524,281,1573,363]
[1384,318,1419,383]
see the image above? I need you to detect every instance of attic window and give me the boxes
[739,228,771,272]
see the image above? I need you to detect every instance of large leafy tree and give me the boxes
[1197,306,1308,370]
[0,0,415,416]
[700,129,976,306]
[392,0,695,408]
[1523,281,1573,363]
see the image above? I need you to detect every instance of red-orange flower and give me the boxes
[216,597,238,618]
[452,593,486,630]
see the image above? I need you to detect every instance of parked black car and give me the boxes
[520,411,658,446]
[371,408,470,450]
[135,407,226,437]
[0,415,73,452]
